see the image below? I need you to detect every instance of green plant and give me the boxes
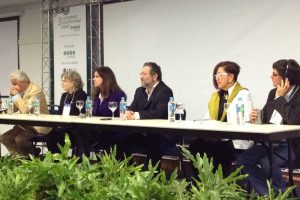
[0,136,297,200]
[248,181,296,200]
[0,155,35,200]
[180,146,247,200]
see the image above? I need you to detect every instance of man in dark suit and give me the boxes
[236,59,300,195]
[117,62,174,168]
[126,62,173,119]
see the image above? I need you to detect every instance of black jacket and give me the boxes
[128,81,173,119]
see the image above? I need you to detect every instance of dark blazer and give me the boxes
[128,81,173,119]
[262,86,300,124]
[92,90,126,117]
[262,86,300,164]
[58,89,87,116]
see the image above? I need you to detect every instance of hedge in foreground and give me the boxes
[0,135,295,200]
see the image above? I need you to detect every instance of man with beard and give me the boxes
[117,62,175,169]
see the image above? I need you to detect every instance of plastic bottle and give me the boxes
[33,97,40,116]
[236,97,244,125]
[168,97,176,122]
[85,96,92,118]
[7,96,14,115]
[119,97,127,120]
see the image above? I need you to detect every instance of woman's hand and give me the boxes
[250,108,259,123]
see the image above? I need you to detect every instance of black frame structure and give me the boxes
[41,0,133,104]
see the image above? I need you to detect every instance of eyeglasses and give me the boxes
[140,73,151,76]
[214,72,228,78]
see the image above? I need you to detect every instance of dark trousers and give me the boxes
[74,126,128,157]
[116,133,174,169]
[189,138,235,176]
[46,127,77,154]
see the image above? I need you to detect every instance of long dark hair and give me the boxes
[92,66,124,99]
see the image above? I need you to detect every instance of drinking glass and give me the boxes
[28,102,34,115]
[108,101,118,118]
[252,108,263,124]
[76,100,84,116]
[0,99,3,114]
[1,100,7,114]
[175,102,185,121]
[224,103,231,123]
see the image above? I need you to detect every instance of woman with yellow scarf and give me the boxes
[189,61,253,176]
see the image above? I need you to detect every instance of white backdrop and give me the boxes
[0,19,18,96]
[103,0,300,120]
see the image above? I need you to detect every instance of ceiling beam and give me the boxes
[41,0,134,11]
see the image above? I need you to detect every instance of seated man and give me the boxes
[0,70,50,156]
[117,62,175,168]
[236,59,300,195]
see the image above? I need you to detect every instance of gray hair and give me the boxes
[61,69,84,91]
[9,70,30,83]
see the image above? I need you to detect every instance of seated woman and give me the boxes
[46,69,87,153]
[79,66,126,155]
[92,66,126,118]
[189,61,253,176]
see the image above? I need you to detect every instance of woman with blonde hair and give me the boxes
[46,69,87,153]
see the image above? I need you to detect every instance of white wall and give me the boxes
[104,0,300,119]
[0,2,42,90]
[0,19,18,96]
[19,3,42,85]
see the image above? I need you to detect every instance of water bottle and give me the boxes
[119,97,127,120]
[236,97,244,125]
[33,97,40,116]
[7,96,14,115]
[168,97,176,122]
[85,96,92,118]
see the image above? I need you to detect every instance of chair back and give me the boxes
[47,104,59,115]
[175,109,186,120]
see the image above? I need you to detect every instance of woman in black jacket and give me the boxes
[46,69,87,153]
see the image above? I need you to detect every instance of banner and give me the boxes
[53,5,87,105]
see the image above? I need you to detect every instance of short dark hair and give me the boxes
[273,59,300,85]
[212,61,241,89]
[143,62,162,81]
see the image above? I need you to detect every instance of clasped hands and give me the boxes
[125,110,135,120]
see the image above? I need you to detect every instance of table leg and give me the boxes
[268,141,274,182]
[288,139,298,197]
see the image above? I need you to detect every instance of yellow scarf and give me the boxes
[208,82,245,122]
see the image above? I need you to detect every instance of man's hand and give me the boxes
[125,110,135,120]
[10,85,20,96]
[276,78,290,97]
